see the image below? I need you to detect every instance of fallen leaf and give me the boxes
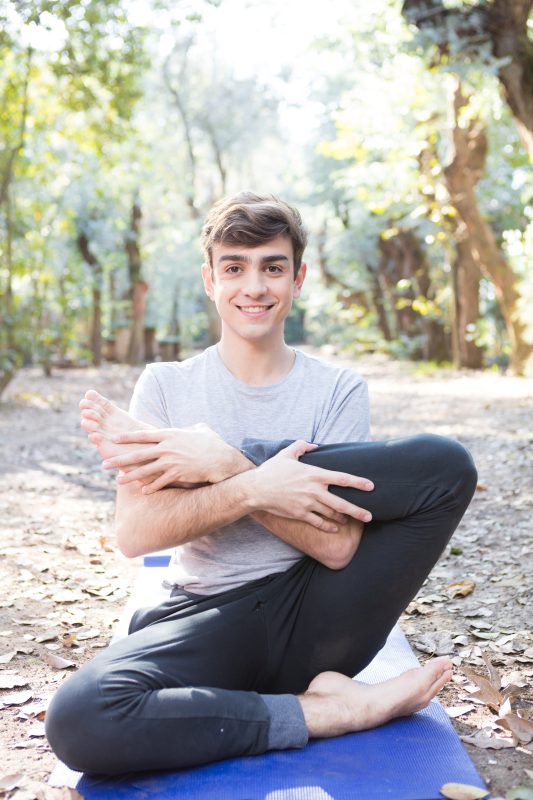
[27,722,46,737]
[16,698,49,721]
[0,690,33,706]
[462,667,503,711]
[497,712,533,744]
[414,631,455,656]
[0,674,29,689]
[35,631,59,644]
[75,628,100,641]
[461,732,515,749]
[41,652,75,670]
[475,483,488,492]
[446,704,476,718]
[440,782,489,799]
[0,651,16,664]
[0,774,25,791]
[447,579,476,599]
[464,608,493,618]
[506,787,533,800]
[482,652,501,690]
[51,590,84,603]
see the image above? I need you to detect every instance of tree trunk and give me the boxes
[378,230,450,359]
[0,166,18,395]
[125,199,148,365]
[370,271,393,341]
[77,231,103,367]
[444,82,532,373]
[402,0,533,160]
[451,239,483,368]
[490,0,533,160]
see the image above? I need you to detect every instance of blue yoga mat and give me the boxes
[50,556,488,800]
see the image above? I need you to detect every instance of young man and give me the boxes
[46,192,477,775]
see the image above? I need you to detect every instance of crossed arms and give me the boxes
[104,425,374,570]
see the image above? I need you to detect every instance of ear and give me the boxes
[201,263,215,301]
[293,263,307,299]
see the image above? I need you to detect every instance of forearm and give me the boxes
[251,511,364,570]
[115,461,255,557]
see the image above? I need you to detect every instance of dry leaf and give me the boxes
[481,652,501,690]
[98,535,114,553]
[497,712,533,744]
[462,667,503,711]
[461,732,515,749]
[0,674,29,689]
[447,579,475,598]
[414,631,455,656]
[75,628,99,641]
[0,690,33,706]
[440,782,489,799]
[0,774,25,791]
[41,652,75,670]
[446,704,476,718]
[0,651,16,664]
[27,722,46,737]
[475,483,488,492]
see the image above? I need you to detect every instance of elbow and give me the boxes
[115,510,146,559]
[319,541,357,571]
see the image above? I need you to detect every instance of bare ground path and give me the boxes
[0,351,531,799]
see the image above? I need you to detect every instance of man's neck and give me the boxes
[217,335,295,387]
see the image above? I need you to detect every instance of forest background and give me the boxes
[0,1,533,798]
[1,0,533,385]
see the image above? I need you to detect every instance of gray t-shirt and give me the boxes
[130,345,370,594]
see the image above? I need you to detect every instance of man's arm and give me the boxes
[115,440,372,564]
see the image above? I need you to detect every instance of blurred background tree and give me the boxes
[1,0,531,396]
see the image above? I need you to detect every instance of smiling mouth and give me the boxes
[237,305,274,315]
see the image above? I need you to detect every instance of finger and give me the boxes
[303,512,338,533]
[111,430,162,444]
[283,440,319,459]
[311,502,348,523]
[141,472,175,494]
[102,449,158,470]
[115,461,164,483]
[320,469,374,492]
[88,432,103,445]
[317,492,373,522]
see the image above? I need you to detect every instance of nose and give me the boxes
[243,270,267,298]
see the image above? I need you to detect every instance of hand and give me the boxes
[101,424,240,493]
[247,440,374,532]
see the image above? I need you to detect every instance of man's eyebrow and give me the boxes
[217,254,290,264]
[218,254,251,263]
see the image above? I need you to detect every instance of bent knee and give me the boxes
[45,674,99,772]
[413,434,477,496]
[45,666,125,774]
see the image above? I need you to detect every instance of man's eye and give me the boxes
[226,265,241,273]
[266,265,282,273]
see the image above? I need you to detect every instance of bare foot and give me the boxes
[299,657,452,738]
[79,390,154,461]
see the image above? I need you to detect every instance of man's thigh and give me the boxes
[102,586,270,692]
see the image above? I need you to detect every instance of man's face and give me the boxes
[201,236,306,344]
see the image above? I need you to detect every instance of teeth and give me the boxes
[241,306,268,313]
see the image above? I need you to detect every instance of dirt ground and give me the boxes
[0,349,531,800]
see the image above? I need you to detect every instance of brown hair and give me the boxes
[201,191,308,276]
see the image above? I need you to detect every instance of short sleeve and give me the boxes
[129,366,171,428]
[314,372,371,444]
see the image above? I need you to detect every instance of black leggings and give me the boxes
[45,434,477,775]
